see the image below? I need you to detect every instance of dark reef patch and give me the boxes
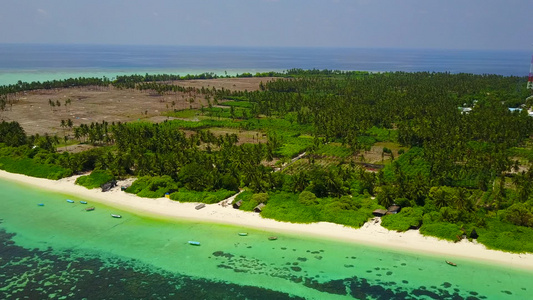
[501,290,512,295]
[290,266,302,272]
[0,218,497,300]
[0,226,303,300]
[212,251,234,259]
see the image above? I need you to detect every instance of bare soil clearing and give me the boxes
[1,77,274,136]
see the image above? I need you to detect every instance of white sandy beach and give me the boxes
[1,169,532,271]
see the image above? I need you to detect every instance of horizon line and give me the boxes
[0,42,529,52]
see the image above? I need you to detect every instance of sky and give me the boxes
[0,0,531,50]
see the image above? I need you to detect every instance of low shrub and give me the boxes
[260,192,375,227]
[169,189,236,204]
[476,219,533,253]
[234,190,253,205]
[419,222,463,241]
[320,200,374,227]
[261,192,320,223]
[381,207,424,231]
[126,176,179,198]
[0,157,71,180]
[75,170,114,189]
[298,191,318,205]
[239,193,269,211]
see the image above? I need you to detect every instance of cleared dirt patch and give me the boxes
[170,77,273,92]
[57,144,96,154]
[208,127,267,145]
[0,77,276,136]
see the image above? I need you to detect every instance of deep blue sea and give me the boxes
[0,44,530,86]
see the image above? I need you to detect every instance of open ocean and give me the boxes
[0,44,531,86]
[1,44,533,299]
[1,178,532,299]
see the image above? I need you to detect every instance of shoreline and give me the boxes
[1,170,533,271]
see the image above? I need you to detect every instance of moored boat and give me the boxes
[268,236,278,240]
[111,214,122,218]
[66,199,75,203]
[188,241,201,246]
[446,260,457,266]
[38,203,44,206]
[80,201,88,204]
[238,233,248,236]
[85,206,95,211]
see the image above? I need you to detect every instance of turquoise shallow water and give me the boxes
[1,177,532,299]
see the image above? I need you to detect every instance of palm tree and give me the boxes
[64,98,71,112]
[513,168,533,203]
[74,127,81,142]
[49,99,55,111]
[377,185,395,208]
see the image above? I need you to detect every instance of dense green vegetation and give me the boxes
[381,207,424,231]
[0,156,71,180]
[125,176,179,198]
[1,70,533,253]
[75,170,115,189]
[122,175,236,201]
[476,219,533,252]
[261,192,378,227]
[169,189,236,204]
[234,190,377,227]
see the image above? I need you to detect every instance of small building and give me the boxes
[233,200,242,209]
[253,203,266,213]
[372,209,388,217]
[387,205,401,214]
[458,107,472,114]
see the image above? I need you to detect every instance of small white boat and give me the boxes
[38,203,44,206]
[66,199,75,203]
[238,233,248,236]
[80,201,88,204]
[188,241,200,246]
[111,214,122,218]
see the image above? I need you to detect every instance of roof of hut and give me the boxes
[253,203,266,212]
[387,205,401,213]
[372,209,388,216]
